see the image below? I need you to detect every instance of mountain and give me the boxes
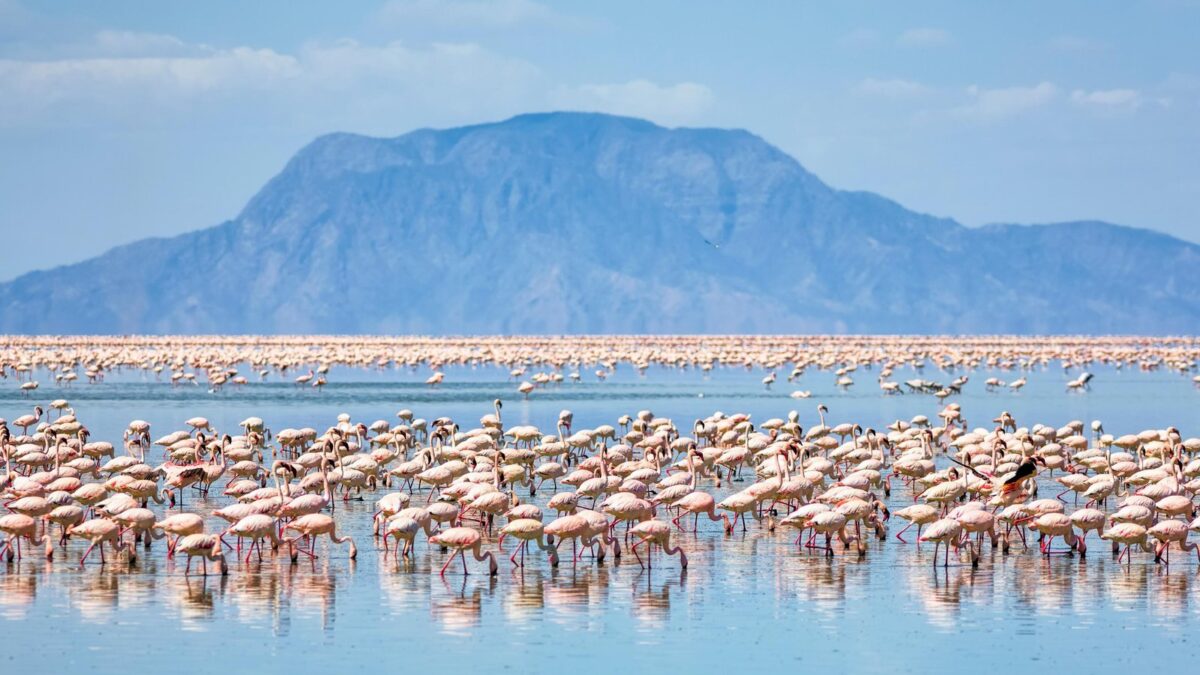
[2,112,1198,334]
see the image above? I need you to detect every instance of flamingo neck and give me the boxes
[321,461,332,503]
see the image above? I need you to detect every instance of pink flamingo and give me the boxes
[428,526,498,576]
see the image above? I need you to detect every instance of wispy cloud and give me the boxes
[953,82,1057,120]
[896,27,951,47]
[0,37,543,126]
[91,30,194,57]
[0,47,301,98]
[0,29,715,132]
[376,0,589,31]
[548,79,713,125]
[1071,88,1142,108]
[855,77,931,98]
[1049,35,1107,53]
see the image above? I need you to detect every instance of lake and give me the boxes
[2,360,1198,674]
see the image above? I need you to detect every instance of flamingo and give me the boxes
[225,514,280,562]
[428,526,498,576]
[629,519,688,569]
[918,518,963,567]
[283,513,357,561]
[69,518,135,567]
[497,518,559,567]
[175,534,228,576]
[153,513,206,558]
[0,513,52,561]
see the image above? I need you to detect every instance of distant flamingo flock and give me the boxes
[1,335,1198,396]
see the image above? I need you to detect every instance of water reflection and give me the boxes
[0,569,37,619]
[630,570,683,629]
[73,571,124,623]
[177,576,224,629]
[503,571,547,620]
[544,566,608,617]
[432,575,496,634]
[1150,569,1191,623]
[290,566,341,633]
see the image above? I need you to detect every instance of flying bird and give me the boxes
[1000,457,1045,493]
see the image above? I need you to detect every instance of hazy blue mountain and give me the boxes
[2,112,1197,334]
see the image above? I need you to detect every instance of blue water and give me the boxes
[2,362,1199,673]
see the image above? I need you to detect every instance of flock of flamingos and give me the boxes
[1,335,1200,582]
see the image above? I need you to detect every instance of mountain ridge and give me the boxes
[2,111,1197,334]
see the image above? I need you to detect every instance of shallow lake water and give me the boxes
[2,362,1199,673]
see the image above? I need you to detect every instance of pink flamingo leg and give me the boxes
[78,541,99,568]
[438,548,461,577]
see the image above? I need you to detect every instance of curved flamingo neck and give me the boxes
[662,540,687,567]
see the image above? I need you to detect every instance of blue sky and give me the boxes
[2,0,1198,278]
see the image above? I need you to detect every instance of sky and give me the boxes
[1,0,1198,279]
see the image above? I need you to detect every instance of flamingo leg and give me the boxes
[438,549,457,577]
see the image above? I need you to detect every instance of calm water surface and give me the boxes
[2,363,1199,673]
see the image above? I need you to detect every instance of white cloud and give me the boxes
[954,82,1057,120]
[0,32,709,135]
[0,47,301,103]
[1049,35,1106,53]
[377,0,572,30]
[855,77,931,98]
[0,38,543,125]
[299,39,538,90]
[548,79,713,125]
[897,28,951,47]
[91,30,193,57]
[1071,88,1142,108]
